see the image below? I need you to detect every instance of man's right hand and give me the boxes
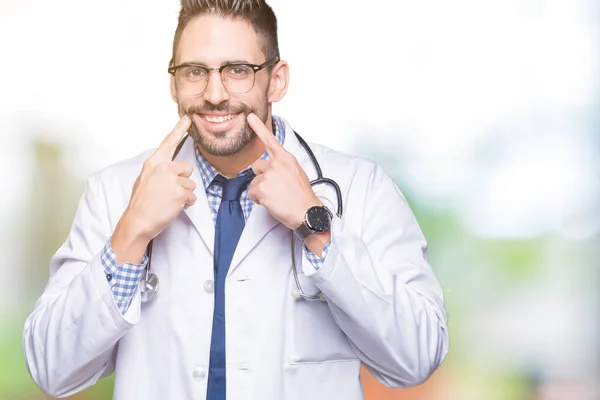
[111,115,196,264]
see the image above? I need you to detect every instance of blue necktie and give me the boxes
[206,169,255,400]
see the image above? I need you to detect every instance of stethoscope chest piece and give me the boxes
[140,272,159,303]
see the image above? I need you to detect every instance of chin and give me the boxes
[192,128,253,157]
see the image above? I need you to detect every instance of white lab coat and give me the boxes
[22,118,449,400]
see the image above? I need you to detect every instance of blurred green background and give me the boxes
[1,0,598,399]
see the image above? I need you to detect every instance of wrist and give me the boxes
[111,210,151,265]
[304,230,331,257]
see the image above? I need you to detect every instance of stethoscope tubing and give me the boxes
[140,130,342,303]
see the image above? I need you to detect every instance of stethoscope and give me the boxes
[140,130,343,304]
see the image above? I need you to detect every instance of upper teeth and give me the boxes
[203,114,236,123]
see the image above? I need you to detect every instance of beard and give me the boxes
[180,97,269,157]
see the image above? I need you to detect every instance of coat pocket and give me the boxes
[287,287,359,364]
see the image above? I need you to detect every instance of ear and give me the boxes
[267,59,290,103]
[170,74,178,103]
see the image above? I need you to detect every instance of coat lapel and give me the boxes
[174,135,215,255]
[227,118,314,276]
[171,119,318,275]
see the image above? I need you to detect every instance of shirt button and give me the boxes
[192,366,206,381]
[106,274,113,281]
[203,280,214,294]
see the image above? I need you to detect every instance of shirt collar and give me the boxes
[194,115,287,190]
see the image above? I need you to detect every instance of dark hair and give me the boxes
[171,0,280,66]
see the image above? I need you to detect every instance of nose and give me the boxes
[203,70,230,105]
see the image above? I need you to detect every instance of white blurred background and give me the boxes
[1,0,598,399]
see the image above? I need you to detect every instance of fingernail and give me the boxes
[182,114,190,121]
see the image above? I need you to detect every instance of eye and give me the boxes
[224,65,252,79]
[183,67,207,81]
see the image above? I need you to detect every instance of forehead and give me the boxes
[176,14,263,65]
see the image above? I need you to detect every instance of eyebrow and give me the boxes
[178,59,253,67]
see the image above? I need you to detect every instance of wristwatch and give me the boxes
[293,205,333,241]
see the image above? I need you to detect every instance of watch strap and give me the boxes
[293,222,315,241]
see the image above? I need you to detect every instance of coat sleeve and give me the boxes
[306,163,449,388]
[22,172,141,398]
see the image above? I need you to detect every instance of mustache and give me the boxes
[185,102,251,115]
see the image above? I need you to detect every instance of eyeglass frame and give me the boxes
[167,56,280,95]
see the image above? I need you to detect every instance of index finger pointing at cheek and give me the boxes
[248,113,279,158]
[156,115,192,160]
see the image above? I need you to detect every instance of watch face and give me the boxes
[306,206,331,232]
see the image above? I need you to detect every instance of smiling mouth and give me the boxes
[199,113,240,123]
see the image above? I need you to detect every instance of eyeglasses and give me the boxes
[168,56,280,96]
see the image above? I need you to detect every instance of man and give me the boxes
[22,1,449,399]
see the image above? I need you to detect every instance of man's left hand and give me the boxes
[247,113,321,230]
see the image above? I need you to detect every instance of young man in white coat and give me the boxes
[22,0,449,399]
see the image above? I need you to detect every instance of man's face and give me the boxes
[171,15,272,157]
